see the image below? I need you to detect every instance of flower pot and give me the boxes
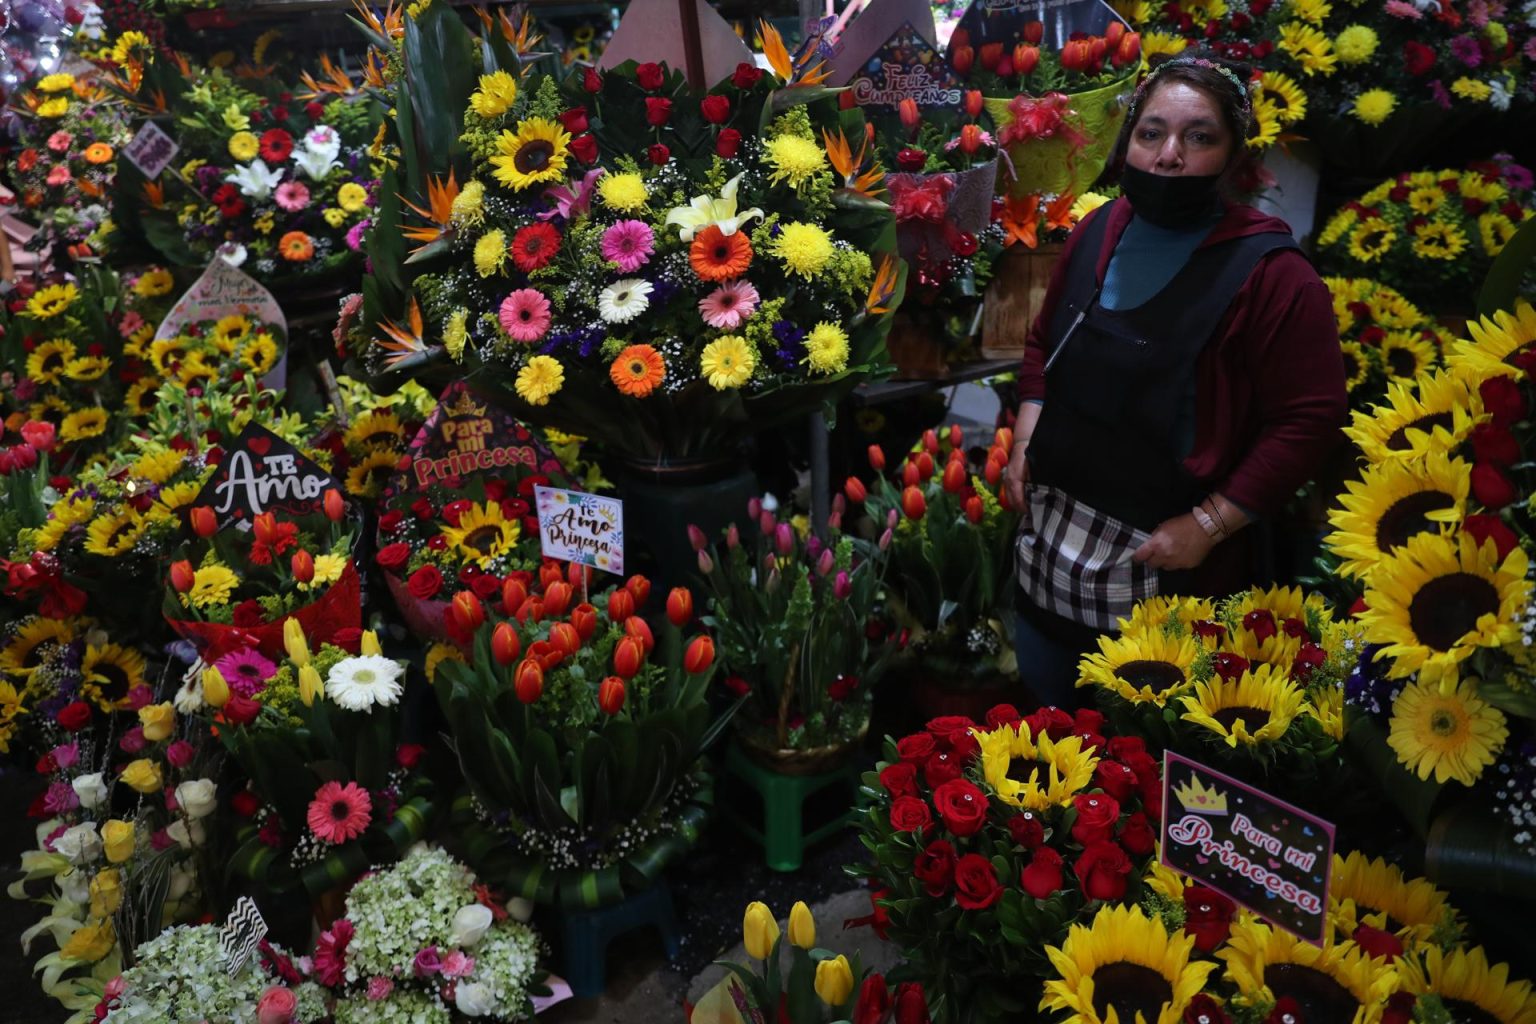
[981,242,1063,360]
[735,720,870,777]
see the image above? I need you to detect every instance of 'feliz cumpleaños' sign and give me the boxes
[1160,751,1334,945]
[193,423,338,529]
[534,485,624,575]
[847,23,963,112]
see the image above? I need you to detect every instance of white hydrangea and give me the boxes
[333,987,451,1024]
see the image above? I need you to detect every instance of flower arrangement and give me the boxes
[101,31,381,283]
[845,426,1020,686]
[1316,158,1536,311]
[694,899,930,1022]
[691,496,896,754]
[140,309,287,394]
[946,18,1143,98]
[356,5,902,461]
[309,376,434,501]
[854,703,1162,1021]
[432,573,729,907]
[310,846,546,1023]
[1323,276,1450,417]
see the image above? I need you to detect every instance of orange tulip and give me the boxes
[253,511,279,546]
[901,462,920,487]
[539,561,563,589]
[624,574,651,608]
[550,621,581,657]
[570,603,598,640]
[189,506,217,538]
[514,659,544,704]
[867,445,885,472]
[666,587,693,627]
[502,577,528,614]
[942,461,966,494]
[492,622,521,666]
[323,488,346,522]
[169,560,195,593]
[844,477,867,504]
[452,591,485,633]
[964,496,984,524]
[624,615,655,654]
[607,588,636,623]
[543,581,573,617]
[901,486,927,520]
[922,429,939,454]
[598,676,626,715]
[684,635,715,674]
[915,452,934,480]
[291,550,314,583]
[613,636,645,679]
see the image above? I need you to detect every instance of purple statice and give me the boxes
[541,324,604,357]
[1449,34,1484,67]
[771,319,806,367]
[1343,644,1402,721]
[195,165,224,191]
[648,277,681,306]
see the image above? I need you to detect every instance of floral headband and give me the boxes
[1126,56,1254,132]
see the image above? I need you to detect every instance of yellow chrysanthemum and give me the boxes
[1279,22,1338,75]
[443,309,469,361]
[79,643,148,711]
[772,222,834,278]
[1329,851,1458,949]
[1360,532,1529,687]
[1288,0,1331,24]
[1448,300,1536,381]
[700,335,757,390]
[1334,24,1378,63]
[1079,629,1201,705]
[1258,71,1308,125]
[0,618,75,679]
[1343,371,1480,463]
[515,355,564,406]
[451,180,486,227]
[1352,90,1397,126]
[228,131,260,162]
[26,282,79,319]
[975,722,1098,811]
[1397,945,1536,1024]
[1347,217,1396,262]
[1178,664,1307,747]
[1325,453,1469,580]
[490,118,570,191]
[60,408,109,444]
[1040,904,1219,1024]
[804,322,849,374]
[1479,212,1518,256]
[473,229,509,278]
[762,134,829,190]
[598,172,649,213]
[187,563,240,609]
[440,502,521,567]
[1450,77,1493,102]
[469,70,519,118]
[1220,918,1400,1024]
[1411,220,1469,261]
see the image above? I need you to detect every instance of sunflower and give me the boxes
[149,336,192,374]
[79,643,148,711]
[1411,220,1468,261]
[1347,218,1396,262]
[699,335,757,390]
[1179,664,1307,747]
[1306,681,1346,740]
[1140,31,1188,60]
[131,447,185,485]
[26,283,79,319]
[1320,211,1359,251]
[1359,531,1529,686]
[424,641,467,683]
[1041,905,1219,1024]
[1407,187,1445,215]
[123,379,160,417]
[1398,946,1536,1024]
[1344,372,1479,464]
[1278,21,1338,75]
[1479,212,1518,256]
[1247,98,1282,150]
[1258,71,1307,125]
[1366,286,1424,329]
[0,618,75,679]
[1448,300,1536,381]
[84,509,149,558]
[439,502,520,566]
[0,680,24,754]
[345,448,398,499]
[1379,330,1438,381]
[1329,852,1457,949]
[689,225,753,282]
[976,722,1099,810]
[1119,596,1218,637]
[490,118,571,191]
[243,332,279,376]
[133,269,175,297]
[153,481,200,521]
[1387,676,1507,785]
[1326,454,1469,580]
[178,353,218,390]
[211,314,253,346]
[186,564,240,609]
[609,344,666,397]
[25,338,77,385]
[1340,341,1372,392]
[60,408,109,444]
[1229,585,1329,628]
[65,356,111,382]
[1220,919,1399,1024]
[344,411,405,451]
[1079,630,1201,705]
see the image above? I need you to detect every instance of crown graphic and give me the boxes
[1172,776,1229,816]
[443,390,486,419]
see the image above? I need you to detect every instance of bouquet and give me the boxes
[141,309,286,394]
[1316,158,1535,312]
[101,31,381,283]
[309,376,434,501]
[311,846,546,1023]
[847,426,1020,686]
[433,573,730,907]
[1322,276,1451,419]
[357,5,902,461]
[692,497,896,754]
[854,703,1162,1021]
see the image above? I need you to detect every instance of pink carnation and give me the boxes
[46,131,72,153]
[47,165,71,187]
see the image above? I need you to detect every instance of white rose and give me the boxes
[60,868,91,905]
[448,904,493,948]
[53,823,102,865]
[71,773,110,810]
[505,896,534,923]
[453,981,495,1017]
[167,865,194,901]
[175,779,217,819]
[165,818,205,850]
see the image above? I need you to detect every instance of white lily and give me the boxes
[224,159,284,201]
[292,146,340,181]
[664,173,764,242]
[302,125,342,161]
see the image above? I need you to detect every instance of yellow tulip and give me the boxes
[788,901,816,949]
[284,618,310,666]
[101,820,136,863]
[138,702,176,742]
[814,954,854,1006]
[202,666,230,708]
[120,758,162,794]
[59,918,115,963]
[361,630,383,656]
[298,664,324,707]
[742,901,779,960]
[89,869,122,917]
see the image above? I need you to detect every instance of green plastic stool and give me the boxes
[556,880,680,999]
[722,743,860,872]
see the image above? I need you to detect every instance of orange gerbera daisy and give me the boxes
[689,225,752,282]
[279,230,315,261]
[610,344,666,397]
[83,143,113,164]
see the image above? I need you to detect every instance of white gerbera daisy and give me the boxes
[326,655,405,711]
[597,278,653,324]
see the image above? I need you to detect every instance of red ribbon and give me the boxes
[888,174,955,225]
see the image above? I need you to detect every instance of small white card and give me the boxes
[534,485,624,576]
[122,122,181,180]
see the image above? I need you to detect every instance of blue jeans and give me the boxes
[1014,610,1092,710]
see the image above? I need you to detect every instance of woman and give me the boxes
[1002,52,1347,708]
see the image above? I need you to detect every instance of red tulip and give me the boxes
[253,511,279,546]
[902,486,927,520]
[951,44,974,75]
[598,676,626,715]
[1014,44,1039,75]
[902,462,921,487]
[539,561,564,589]
[915,451,935,480]
[845,476,867,504]
[452,591,485,633]
[323,488,346,522]
[995,427,1013,450]
[684,634,715,674]
[964,496,984,524]
[169,560,195,593]
[1023,19,1043,43]
[979,41,1004,71]
[502,577,528,614]
[1106,20,1126,48]
[625,574,651,608]
[550,621,582,657]
[613,636,645,679]
[492,622,521,665]
[291,550,314,583]
[570,603,598,640]
[514,659,544,704]
[1115,31,1141,66]
[666,587,693,627]
[898,98,920,135]
[984,458,1004,486]
[922,429,939,454]
[607,588,636,623]
[625,615,655,654]
[190,506,218,538]
[543,581,573,617]
[942,460,967,494]
[868,445,886,472]
[1090,35,1108,66]
[963,89,984,119]
[948,424,963,449]
[528,638,564,671]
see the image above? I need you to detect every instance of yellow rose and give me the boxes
[102,820,136,863]
[60,918,116,962]
[742,902,779,960]
[228,131,260,162]
[788,901,816,949]
[137,702,175,742]
[814,954,854,1006]
[89,869,123,917]
[337,182,368,213]
[322,207,346,228]
[120,758,162,794]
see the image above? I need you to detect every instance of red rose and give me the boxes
[1073,708,1105,734]
[1471,422,1521,466]
[407,565,443,600]
[1008,812,1045,849]
[230,790,261,817]
[1382,993,1417,1024]
[1075,841,1132,901]
[1184,994,1230,1024]
[985,703,1024,729]
[582,66,603,92]
[396,743,427,769]
[1024,706,1073,739]
[1183,885,1235,951]
[558,106,589,134]
[378,510,405,534]
[1266,998,1304,1024]
[57,701,92,731]
[1107,735,1146,763]
[896,733,936,763]
[1463,513,1520,559]
[647,143,670,166]
[932,778,988,837]
[715,128,742,158]
[879,762,918,798]
[1243,609,1277,641]
[1192,618,1226,640]
[1473,463,1518,509]
[1292,642,1327,680]
[442,499,473,526]
[1118,811,1156,856]
[1403,40,1436,75]
[699,94,732,124]
[1094,760,1139,802]
[1353,923,1404,961]
[926,715,975,740]
[635,61,665,90]
[952,853,1002,910]
[377,542,411,571]
[223,694,262,726]
[854,976,892,1024]
[568,133,599,164]
[644,97,672,127]
[1020,847,1063,898]
[232,599,266,628]
[889,795,932,832]
[731,62,764,88]
[1070,793,1121,845]
[896,147,927,172]
[470,573,502,600]
[894,983,930,1024]
[923,749,964,788]
[912,839,956,895]
[1480,375,1527,424]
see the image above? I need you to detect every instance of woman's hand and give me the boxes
[1004,438,1030,512]
[1132,513,1216,570]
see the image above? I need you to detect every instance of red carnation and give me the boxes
[512,223,560,272]
[259,128,293,162]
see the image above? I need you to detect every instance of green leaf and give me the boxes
[1478,214,1536,317]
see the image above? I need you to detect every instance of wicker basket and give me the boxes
[736,721,870,777]
[981,243,1063,360]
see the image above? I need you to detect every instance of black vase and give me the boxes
[606,455,758,596]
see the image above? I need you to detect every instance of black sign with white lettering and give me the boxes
[193,423,338,528]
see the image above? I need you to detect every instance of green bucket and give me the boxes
[985,74,1134,198]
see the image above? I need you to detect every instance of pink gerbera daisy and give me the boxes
[313,919,354,986]
[499,288,552,343]
[600,220,655,273]
[47,131,72,153]
[698,279,760,329]
[306,780,372,844]
[274,180,311,212]
[214,647,278,697]
[47,165,71,187]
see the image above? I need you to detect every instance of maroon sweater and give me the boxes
[1018,198,1348,519]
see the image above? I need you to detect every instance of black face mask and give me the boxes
[1120,164,1222,229]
